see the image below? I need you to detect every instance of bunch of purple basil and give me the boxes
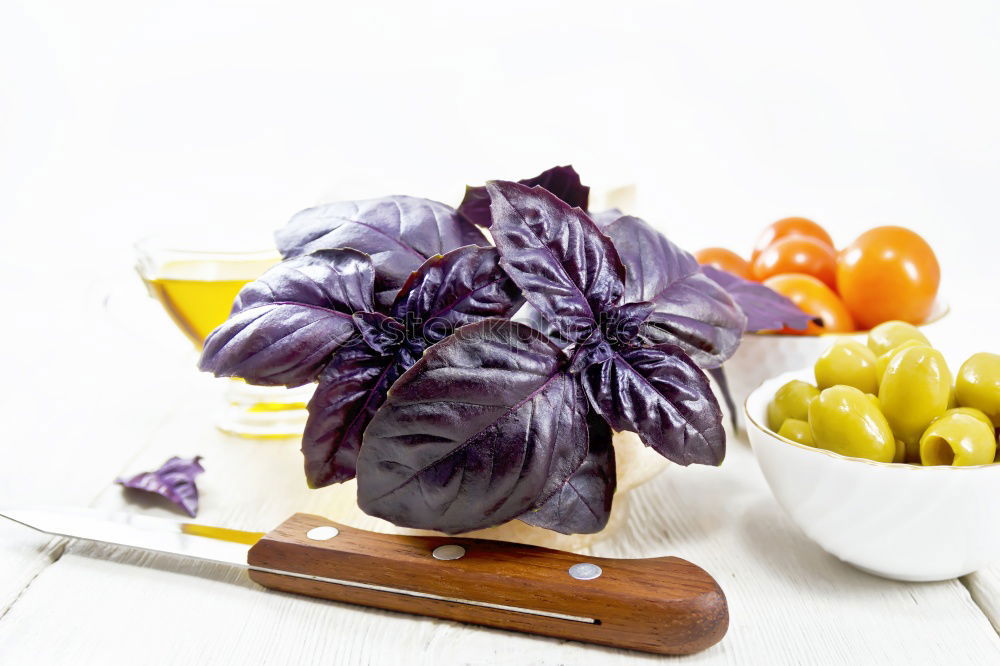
[199,166,811,535]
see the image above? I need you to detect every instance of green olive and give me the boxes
[875,340,928,384]
[956,352,1000,427]
[932,407,994,432]
[808,385,896,462]
[867,320,930,357]
[919,413,997,466]
[768,380,820,431]
[878,346,952,461]
[893,439,907,463]
[865,393,880,409]
[814,339,879,393]
[777,418,814,446]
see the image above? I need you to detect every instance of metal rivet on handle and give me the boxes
[432,544,466,560]
[306,526,340,541]
[568,563,602,580]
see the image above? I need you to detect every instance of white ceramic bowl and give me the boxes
[723,301,949,430]
[746,368,1000,582]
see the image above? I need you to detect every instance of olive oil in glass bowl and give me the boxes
[134,233,313,438]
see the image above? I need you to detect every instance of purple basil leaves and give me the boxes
[199,250,375,387]
[488,180,626,343]
[582,345,725,465]
[488,181,726,468]
[116,456,205,518]
[356,319,590,534]
[199,172,749,536]
[458,165,590,228]
[276,196,487,309]
[701,265,816,333]
[518,412,616,534]
[599,214,746,369]
[302,246,523,488]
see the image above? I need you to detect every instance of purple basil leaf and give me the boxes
[231,249,374,316]
[275,196,487,309]
[356,319,589,534]
[352,311,405,355]
[458,165,590,228]
[701,265,814,332]
[302,347,404,487]
[488,181,625,343]
[602,301,656,347]
[518,411,616,534]
[199,250,372,387]
[582,344,725,466]
[116,456,205,518]
[302,247,523,488]
[390,246,524,347]
[601,215,745,368]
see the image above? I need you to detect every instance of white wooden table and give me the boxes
[0,262,998,665]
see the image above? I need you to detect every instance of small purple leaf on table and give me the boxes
[116,456,205,518]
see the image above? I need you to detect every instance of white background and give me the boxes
[4,1,1000,278]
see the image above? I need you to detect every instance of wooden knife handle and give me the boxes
[247,513,728,655]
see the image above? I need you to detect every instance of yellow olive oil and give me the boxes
[141,255,278,347]
[144,277,250,346]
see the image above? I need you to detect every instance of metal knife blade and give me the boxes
[0,507,594,623]
[0,507,258,568]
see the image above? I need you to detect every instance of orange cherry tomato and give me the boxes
[836,226,940,330]
[694,247,753,280]
[763,273,855,335]
[751,235,837,288]
[751,217,834,263]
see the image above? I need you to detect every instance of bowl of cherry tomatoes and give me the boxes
[697,217,948,428]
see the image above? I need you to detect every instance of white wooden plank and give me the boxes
[2,384,998,665]
[965,568,1000,635]
[0,530,64,618]
[0,266,206,611]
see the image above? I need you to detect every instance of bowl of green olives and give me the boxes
[723,301,948,431]
[745,322,1000,582]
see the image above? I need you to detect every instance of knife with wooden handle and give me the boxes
[1,508,728,655]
